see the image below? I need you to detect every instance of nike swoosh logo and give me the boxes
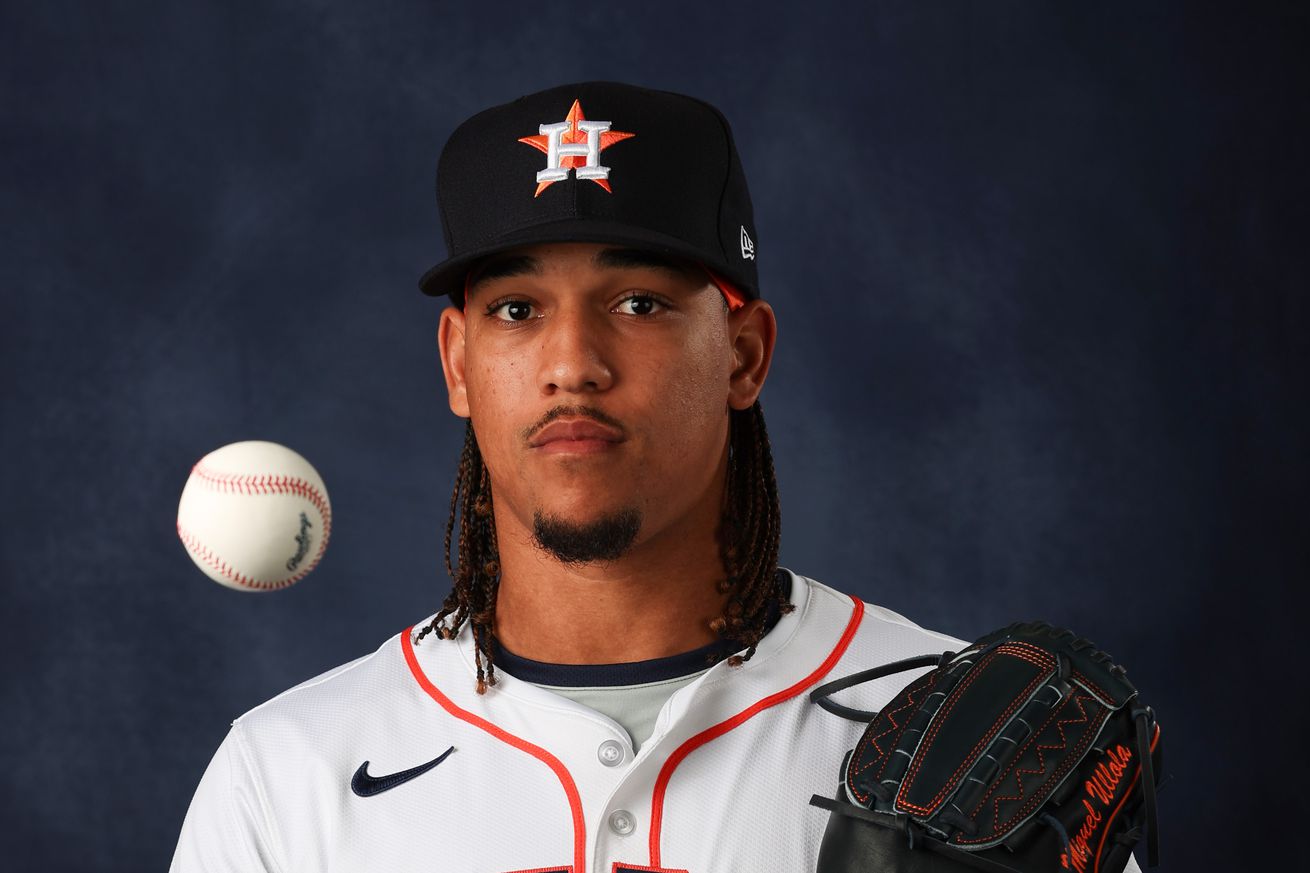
[350,746,455,797]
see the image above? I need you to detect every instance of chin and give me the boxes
[531,505,643,565]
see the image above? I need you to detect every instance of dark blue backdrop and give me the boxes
[2,2,1303,870]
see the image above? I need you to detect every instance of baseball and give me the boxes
[176,440,332,592]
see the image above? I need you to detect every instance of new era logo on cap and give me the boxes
[418,81,762,308]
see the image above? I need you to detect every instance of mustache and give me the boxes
[522,405,627,443]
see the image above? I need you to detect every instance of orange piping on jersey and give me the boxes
[646,594,866,868]
[1090,723,1161,873]
[402,629,585,873]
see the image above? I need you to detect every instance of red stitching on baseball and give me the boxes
[176,523,294,590]
[179,464,332,590]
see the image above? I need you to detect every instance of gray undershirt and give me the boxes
[531,670,710,752]
[495,571,792,752]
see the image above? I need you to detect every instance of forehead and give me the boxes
[465,242,702,299]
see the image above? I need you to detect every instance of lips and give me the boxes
[529,418,625,450]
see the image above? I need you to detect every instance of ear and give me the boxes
[727,299,777,410]
[437,305,471,418]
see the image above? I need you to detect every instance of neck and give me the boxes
[490,476,730,666]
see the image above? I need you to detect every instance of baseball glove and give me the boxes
[808,621,1162,873]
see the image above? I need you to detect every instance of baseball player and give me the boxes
[170,82,1143,873]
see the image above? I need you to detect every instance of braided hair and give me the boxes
[414,400,791,694]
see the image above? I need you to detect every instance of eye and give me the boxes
[613,294,667,317]
[486,299,537,322]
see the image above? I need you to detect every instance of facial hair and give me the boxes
[532,507,642,564]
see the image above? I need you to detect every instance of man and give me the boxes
[171,82,1114,872]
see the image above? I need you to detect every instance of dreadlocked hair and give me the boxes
[415,401,791,693]
[711,399,794,666]
[412,419,502,694]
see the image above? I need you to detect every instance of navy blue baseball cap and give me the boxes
[418,81,760,309]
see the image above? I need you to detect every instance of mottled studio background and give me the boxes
[2,1,1304,870]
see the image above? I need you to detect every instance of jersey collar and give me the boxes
[491,570,794,688]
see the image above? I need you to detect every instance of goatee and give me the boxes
[532,508,642,564]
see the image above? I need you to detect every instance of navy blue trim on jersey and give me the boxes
[495,570,793,687]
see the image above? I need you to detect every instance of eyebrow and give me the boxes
[592,247,700,281]
[466,254,541,294]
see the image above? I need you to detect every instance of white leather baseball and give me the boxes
[176,440,332,592]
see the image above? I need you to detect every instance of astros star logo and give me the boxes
[518,99,635,197]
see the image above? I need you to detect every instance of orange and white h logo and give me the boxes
[519,99,635,197]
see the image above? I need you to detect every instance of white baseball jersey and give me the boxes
[170,570,1138,872]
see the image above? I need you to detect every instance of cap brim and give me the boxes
[418,219,756,306]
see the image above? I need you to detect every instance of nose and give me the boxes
[536,306,614,396]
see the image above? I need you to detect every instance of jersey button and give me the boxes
[597,739,625,767]
[607,809,636,836]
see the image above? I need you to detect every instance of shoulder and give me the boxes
[236,640,383,720]
[229,626,423,754]
[789,570,966,652]
[787,570,968,708]
[175,626,442,872]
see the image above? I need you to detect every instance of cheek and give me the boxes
[639,326,733,448]
[465,350,529,455]
[466,340,530,403]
